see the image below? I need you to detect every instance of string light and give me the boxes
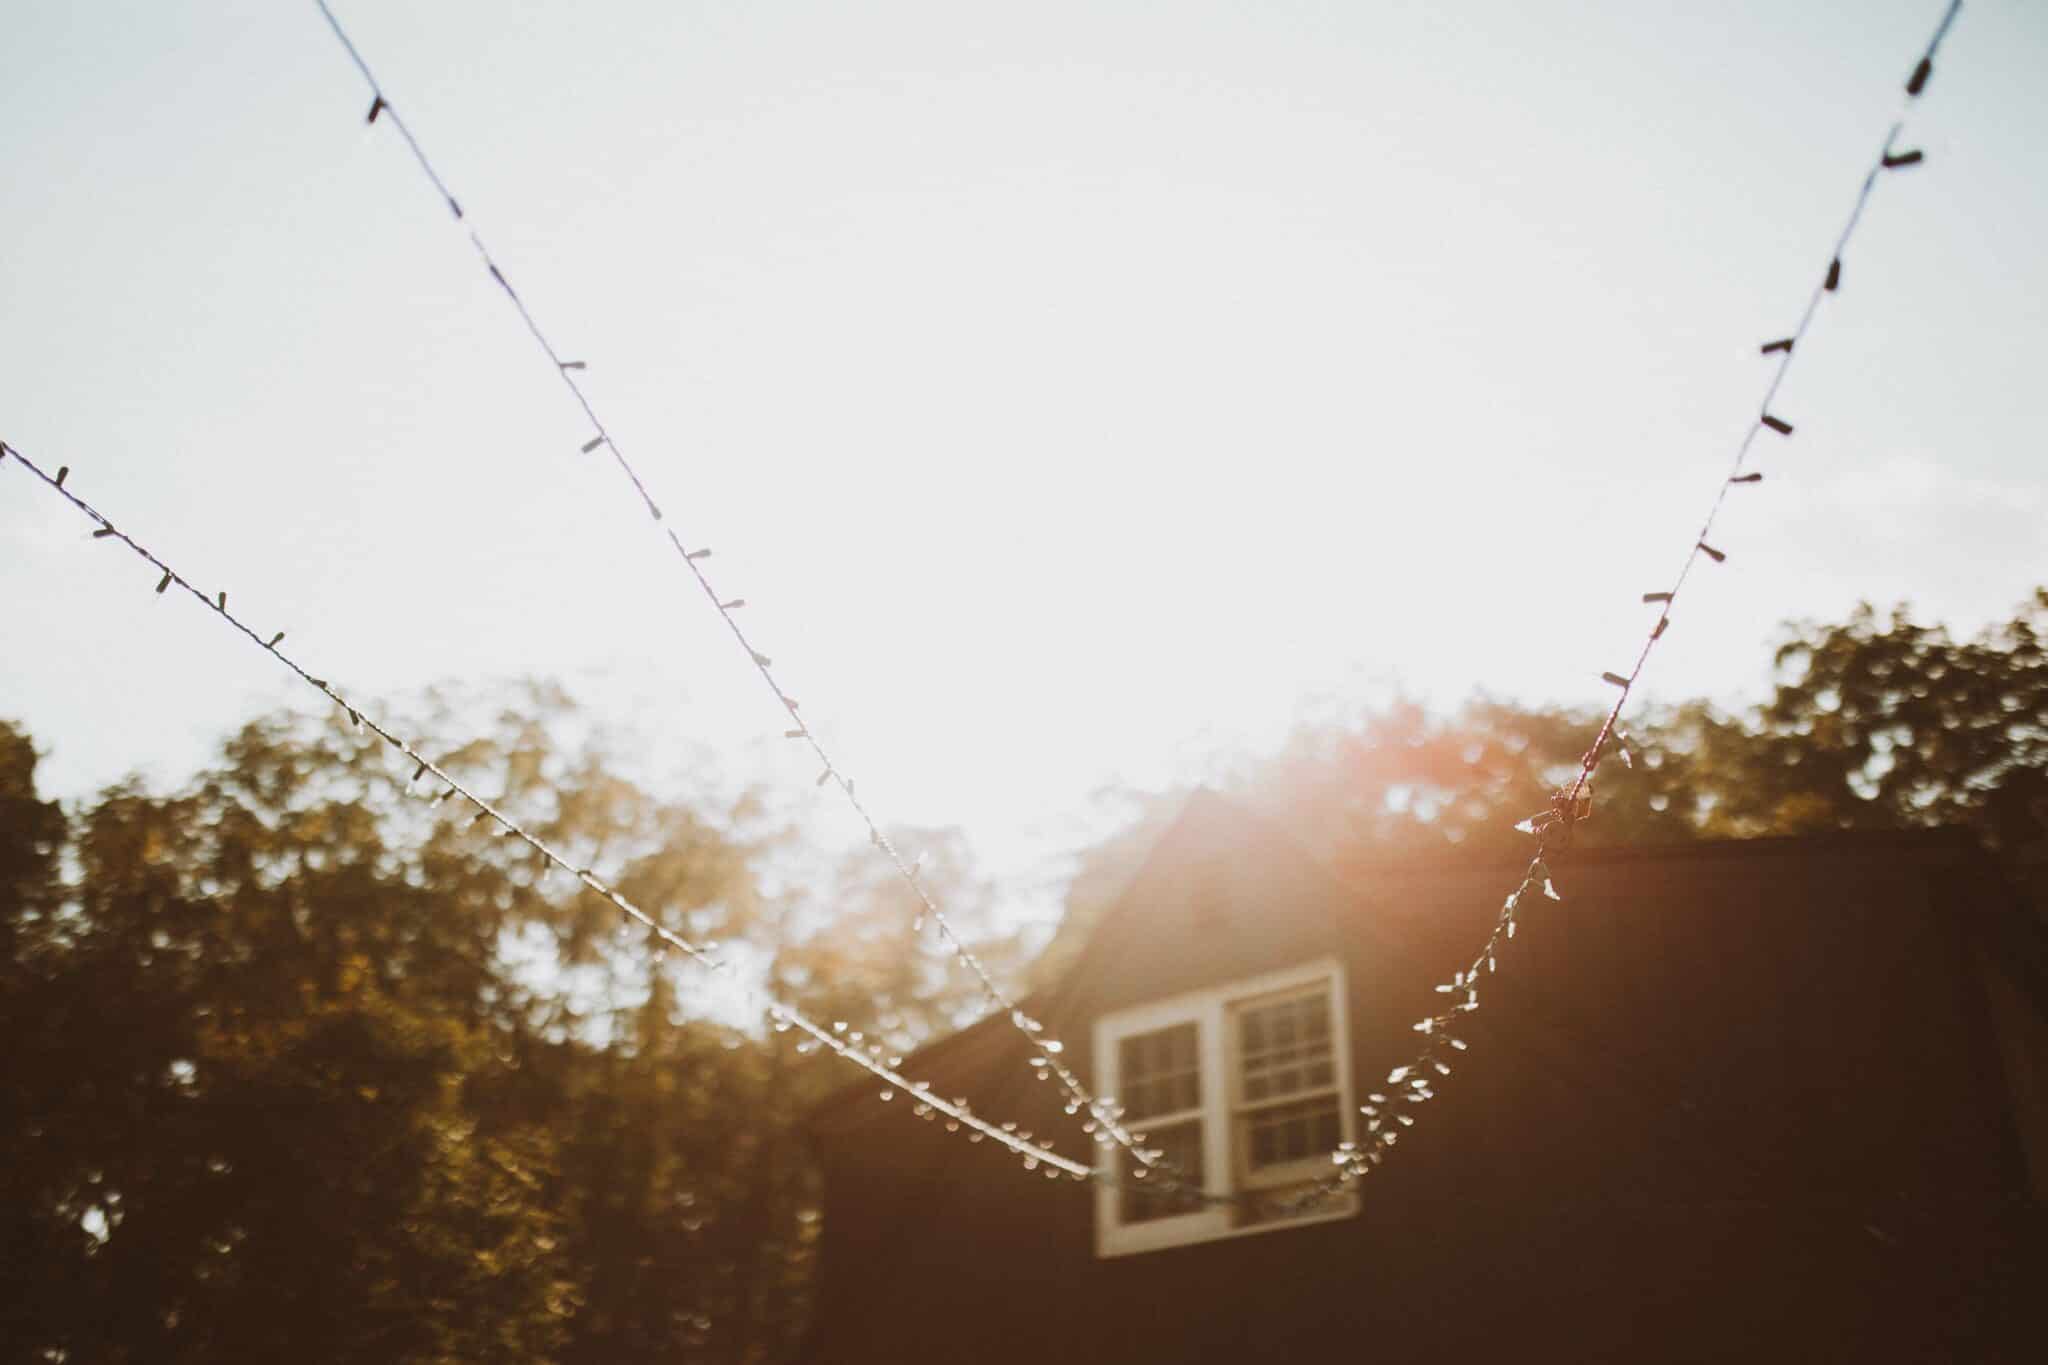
[305,0,1966,1213]
[0,0,1963,1221]
[313,0,1168,1180]
[0,439,1091,1182]
[1124,0,1971,1213]
[1291,0,1970,1212]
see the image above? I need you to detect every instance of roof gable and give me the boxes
[814,807,2035,1141]
[1048,788,1395,1024]
[811,789,1361,1129]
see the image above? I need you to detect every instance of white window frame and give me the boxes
[1093,957,1358,1258]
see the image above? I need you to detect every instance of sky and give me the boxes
[3,0,2043,898]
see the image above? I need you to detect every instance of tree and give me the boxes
[0,684,902,1364]
[1037,590,2048,976]
[1687,591,2048,915]
[9,590,2043,1360]
[2,701,578,1362]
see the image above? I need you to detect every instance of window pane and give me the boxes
[1242,1094,1343,1171]
[1120,1022,1200,1121]
[1237,990,1334,1106]
[1119,1120,1207,1224]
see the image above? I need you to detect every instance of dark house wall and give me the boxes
[803,796,2047,1363]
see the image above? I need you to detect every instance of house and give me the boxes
[800,792,2047,1362]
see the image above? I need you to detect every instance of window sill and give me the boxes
[1094,1188,1359,1259]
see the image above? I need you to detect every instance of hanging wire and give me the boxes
[311,0,1161,1175]
[1278,0,1968,1211]
[0,439,1093,1183]
[0,0,1972,1220]
[304,0,1965,1212]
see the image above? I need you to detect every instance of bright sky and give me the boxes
[3,0,2043,892]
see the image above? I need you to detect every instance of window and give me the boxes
[1116,1023,1206,1225]
[1093,959,1357,1257]
[1234,987,1343,1184]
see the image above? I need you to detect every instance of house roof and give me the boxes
[809,787,1346,1126]
[812,791,2024,1130]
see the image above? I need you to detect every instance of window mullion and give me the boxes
[1199,997,1231,1205]
[1132,1104,1204,1130]
[1234,1084,1340,1118]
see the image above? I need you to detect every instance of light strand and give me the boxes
[306,0,1966,1212]
[312,0,1157,1173]
[1057,0,1967,1214]
[0,0,1972,1217]
[0,439,1092,1183]
[1295,0,1967,1210]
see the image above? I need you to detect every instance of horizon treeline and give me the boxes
[5,591,2044,1361]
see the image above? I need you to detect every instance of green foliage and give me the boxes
[0,687,917,1364]
[6,591,2044,1360]
[1693,591,2048,912]
[1037,590,2048,979]
[1705,592,2048,830]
